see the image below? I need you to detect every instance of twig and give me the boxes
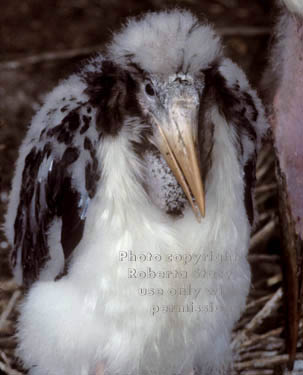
[238,350,279,361]
[257,211,275,222]
[235,353,303,370]
[0,321,14,336]
[0,280,19,293]
[256,156,275,182]
[0,359,23,375]
[257,145,273,170]
[241,327,284,348]
[238,340,284,355]
[256,146,275,168]
[0,350,11,367]
[0,336,16,349]
[250,220,275,252]
[0,290,21,331]
[255,184,277,195]
[245,293,274,311]
[267,274,282,287]
[232,288,282,348]
[237,370,273,375]
[217,26,271,36]
[0,45,102,70]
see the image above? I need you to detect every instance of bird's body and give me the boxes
[5,10,268,375]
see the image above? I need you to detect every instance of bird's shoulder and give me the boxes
[216,58,269,147]
[5,65,106,286]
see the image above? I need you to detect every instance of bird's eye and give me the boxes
[145,83,155,96]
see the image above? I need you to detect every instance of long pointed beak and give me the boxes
[154,102,205,222]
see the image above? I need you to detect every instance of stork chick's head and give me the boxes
[83,10,257,221]
[108,10,223,221]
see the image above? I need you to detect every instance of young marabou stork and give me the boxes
[5,9,268,375]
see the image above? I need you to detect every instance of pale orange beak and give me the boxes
[153,100,205,222]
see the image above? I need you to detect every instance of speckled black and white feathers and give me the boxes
[5,72,104,285]
[83,60,143,135]
[5,55,150,286]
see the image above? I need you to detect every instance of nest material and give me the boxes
[0,143,302,375]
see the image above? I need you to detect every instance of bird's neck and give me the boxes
[95,125,151,225]
[94,108,248,232]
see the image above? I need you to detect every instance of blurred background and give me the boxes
[0,1,295,374]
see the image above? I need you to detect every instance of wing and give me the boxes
[5,73,101,286]
[201,58,269,226]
